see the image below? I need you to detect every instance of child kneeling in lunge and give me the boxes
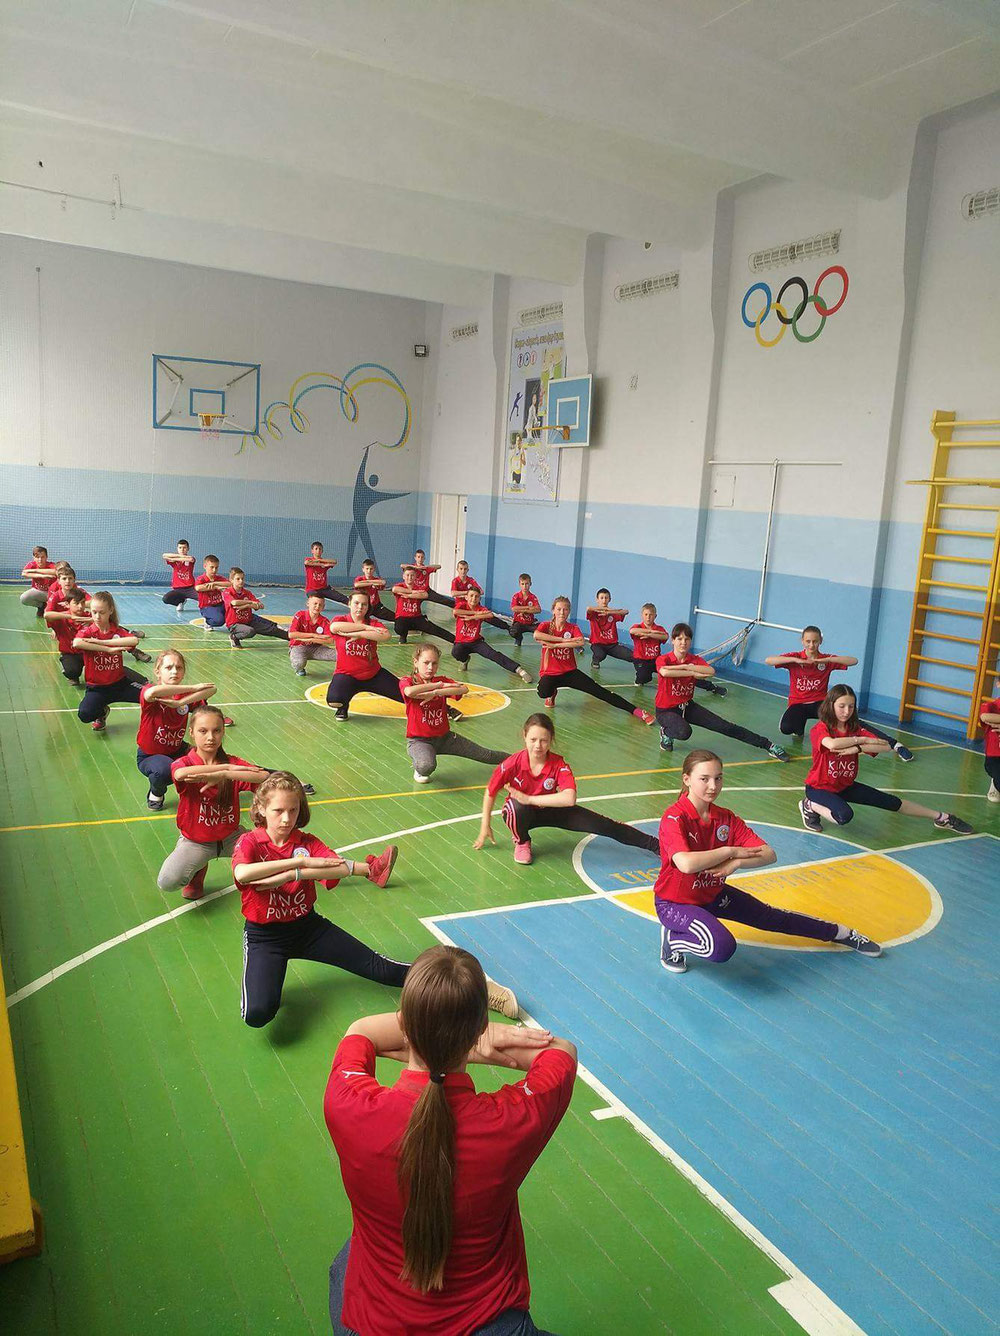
[401,643,507,783]
[136,650,217,810]
[656,748,882,973]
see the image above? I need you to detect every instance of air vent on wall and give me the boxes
[748,229,840,273]
[518,301,563,326]
[450,322,479,341]
[614,271,679,302]
[961,187,999,220]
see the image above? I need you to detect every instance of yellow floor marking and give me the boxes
[303,680,509,718]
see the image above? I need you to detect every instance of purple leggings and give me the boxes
[655,884,837,963]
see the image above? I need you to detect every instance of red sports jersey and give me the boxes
[399,674,460,738]
[805,721,879,792]
[195,575,224,609]
[409,565,431,591]
[394,590,423,619]
[324,1035,575,1336]
[232,827,341,924]
[25,559,57,592]
[536,620,583,676]
[510,590,541,624]
[630,623,668,661]
[304,561,331,593]
[45,588,91,653]
[288,610,332,644]
[168,557,196,589]
[654,794,764,906]
[170,750,259,842]
[487,749,575,799]
[354,574,385,613]
[587,611,625,645]
[76,621,133,686]
[780,651,840,705]
[136,685,190,755]
[223,586,257,628]
[654,653,710,709]
[981,697,1000,758]
[454,609,484,645]
[330,615,384,681]
[451,575,483,608]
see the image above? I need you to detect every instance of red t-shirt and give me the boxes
[536,620,583,676]
[400,674,460,738]
[654,794,765,906]
[806,721,879,792]
[354,575,385,614]
[168,557,196,589]
[630,623,668,661]
[75,621,133,686]
[587,611,625,646]
[409,565,431,592]
[454,608,485,645]
[510,591,540,624]
[331,615,385,681]
[232,827,341,924]
[324,1034,576,1336]
[981,697,1000,758]
[394,589,423,619]
[304,560,332,593]
[487,749,575,799]
[170,750,259,843]
[780,651,840,705]
[223,586,257,628]
[195,575,224,609]
[45,588,90,652]
[654,653,710,709]
[25,559,57,592]
[136,685,190,755]
[288,610,332,644]
[451,575,483,608]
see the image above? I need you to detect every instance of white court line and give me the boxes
[422,916,865,1336]
[0,698,311,717]
[0,625,52,635]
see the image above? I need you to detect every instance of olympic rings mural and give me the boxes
[238,363,411,455]
[740,265,849,349]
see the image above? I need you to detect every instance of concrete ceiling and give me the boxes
[1,0,997,303]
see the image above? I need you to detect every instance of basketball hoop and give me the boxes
[536,422,572,441]
[198,412,225,440]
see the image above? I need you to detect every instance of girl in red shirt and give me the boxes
[72,591,148,732]
[136,650,218,811]
[474,712,660,865]
[534,596,654,725]
[449,588,533,684]
[656,748,882,973]
[981,696,1000,802]
[324,945,576,1336]
[801,687,972,834]
[232,771,404,1029]
[156,705,269,900]
[401,643,507,784]
[326,590,404,721]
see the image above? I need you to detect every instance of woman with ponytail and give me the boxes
[324,945,576,1335]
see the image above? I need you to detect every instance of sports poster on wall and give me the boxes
[503,320,566,505]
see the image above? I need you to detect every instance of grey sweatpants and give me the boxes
[289,643,338,672]
[157,830,244,891]
[21,588,48,609]
[406,730,507,779]
[231,615,288,643]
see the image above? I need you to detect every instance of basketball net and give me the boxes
[198,412,224,441]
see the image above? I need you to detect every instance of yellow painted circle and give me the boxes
[304,679,509,719]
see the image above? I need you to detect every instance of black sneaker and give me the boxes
[333,705,348,722]
[447,705,463,723]
[842,929,882,957]
[659,928,687,972]
[132,649,153,664]
[659,730,673,753]
[146,790,165,811]
[934,812,973,834]
[229,631,242,649]
[768,743,790,762]
[301,783,316,796]
[893,742,914,762]
[707,681,728,698]
[799,797,822,833]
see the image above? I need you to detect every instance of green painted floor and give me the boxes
[0,588,994,1334]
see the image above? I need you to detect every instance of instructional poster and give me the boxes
[503,321,566,505]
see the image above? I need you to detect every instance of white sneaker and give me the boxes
[516,666,533,684]
[989,781,1000,804]
[413,770,430,784]
[486,979,519,1018]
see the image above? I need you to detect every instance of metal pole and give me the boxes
[757,460,780,621]
[692,608,802,634]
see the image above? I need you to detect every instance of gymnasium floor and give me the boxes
[0,585,996,1336]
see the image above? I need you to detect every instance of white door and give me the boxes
[429,494,467,594]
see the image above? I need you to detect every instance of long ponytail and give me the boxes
[396,946,488,1292]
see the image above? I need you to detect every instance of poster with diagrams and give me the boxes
[502,320,566,504]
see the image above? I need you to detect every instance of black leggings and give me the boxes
[78,675,145,722]
[452,639,521,676]
[591,643,633,667]
[510,619,538,646]
[326,666,403,709]
[241,911,410,1028]
[395,615,455,644]
[162,587,195,607]
[307,586,350,607]
[656,701,771,751]
[502,798,659,852]
[780,700,898,745]
[59,652,83,682]
[537,668,635,717]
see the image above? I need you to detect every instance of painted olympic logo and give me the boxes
[740,265,848,348]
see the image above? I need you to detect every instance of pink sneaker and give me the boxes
[92,712,107,732]
[367,845,398,888]
[513,841,533,865]
[633,708,655,725]
[181,868,207,900]
[543,697,555,709]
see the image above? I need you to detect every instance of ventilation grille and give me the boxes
[962,187,999,220]
[450,321,479,341]
[614,271,679,302]
[748,229,840,273]
[518,301,563,326]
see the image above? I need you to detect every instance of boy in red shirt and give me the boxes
[353,558,386,616]
[304,541,346,604]
[449,588,532,683]
[161,540,197,617]
[194,555,230,631]
[980,696,1000,802]
[288,592,336,677]
[224,567,290,650]
[21,545,58,616]
[391,566,456,646]
[45,586,91,685]
[586,588,632,671]
[534,596,653,724]
[509,572,541,648]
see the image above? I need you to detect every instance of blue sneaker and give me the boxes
[842,929,882,957]
[659,730,673,752]
[768,743,790,762]
[660,929,687,972]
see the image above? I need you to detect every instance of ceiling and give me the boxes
[1,0,997,304]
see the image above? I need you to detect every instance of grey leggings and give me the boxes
[407,730,508,778]
[289,643,338,672]
[157,830,243,891]
[21,588,48,609]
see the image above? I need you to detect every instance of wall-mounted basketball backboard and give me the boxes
[543,373,592,447]
[152,355,261,435]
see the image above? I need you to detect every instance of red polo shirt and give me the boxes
[324,1035,576,1336]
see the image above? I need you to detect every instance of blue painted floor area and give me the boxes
[437,833,1000,1336]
